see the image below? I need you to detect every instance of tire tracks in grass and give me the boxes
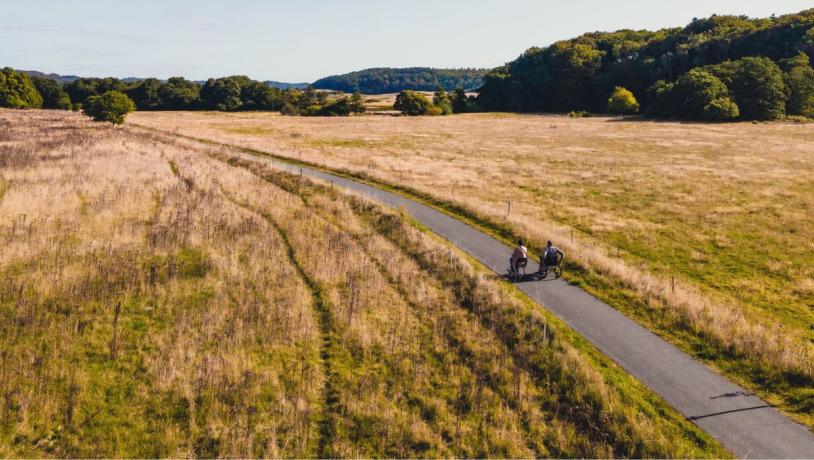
[218,190,339,458]
[252,169,550,457]
[163,153,337,457]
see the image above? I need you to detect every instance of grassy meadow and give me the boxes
[129,110,814,427]
[0,109,725,457]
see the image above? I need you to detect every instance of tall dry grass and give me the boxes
[0,110,319,457]
[128,111,814,412]
[0,109,723,457]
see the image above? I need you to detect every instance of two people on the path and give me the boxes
[509,240,564,274]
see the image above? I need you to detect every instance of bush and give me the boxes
[83,91,136,124]
[433,88,453,115]
[394,90,433,115]
[0,67,43,108]
[350,91,366,114]
[669,69,731,119]
[607,86,640,115]
[703,97,740,121]
[568,110,592,118]
[317,97,352,116]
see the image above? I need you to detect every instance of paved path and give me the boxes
[241,152,814,458]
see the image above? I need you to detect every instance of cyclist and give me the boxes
[510,240,528,273]
[542,241,564,269]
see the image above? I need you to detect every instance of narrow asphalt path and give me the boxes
[241,152,814,458]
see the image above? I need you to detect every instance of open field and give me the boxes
[129,111,814,427]
[0,110,724,457]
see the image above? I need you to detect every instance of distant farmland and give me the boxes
[130,110,814,429]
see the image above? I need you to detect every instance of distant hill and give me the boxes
[312,67,486,94]
[265,80,309,90]
[20,70,80,85]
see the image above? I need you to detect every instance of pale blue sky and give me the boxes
[2,1,811,82]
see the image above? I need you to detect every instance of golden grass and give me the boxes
[0,109,724,457]
[129,110,814,425]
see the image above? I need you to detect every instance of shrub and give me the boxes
[433,88,453,115]
[318,97,352,116]
[703,97,740,121]
[568,110,592,118]
[607,86,640,115]
[394,90,433,115]
[83,91,136,124]
[0,67,43,108]
[672,69,731,119]
[350,91,366,114]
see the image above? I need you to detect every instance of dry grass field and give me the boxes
[129,110,814,426]
[0,109,724,457]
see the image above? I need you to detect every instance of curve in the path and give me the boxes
[239,152,814,458]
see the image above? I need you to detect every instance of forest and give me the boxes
[312,68,486,94]
[476,9,814,120]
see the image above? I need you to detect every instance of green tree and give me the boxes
[0,68,43,108]
[159,77,201,109]
[64,77,130,105]
[200,76,249,111]
[672,69,731,118]
[646,80,675,117]
[394,90,432,115]
[721,57,786,120]
[350,91,366,113]
[452,88,479,113]
[127,78,163,109]
[83,91,136,124]
[781,53,814,117]
[607,86,640,115]
[241,81,282,110]
[433,88,453,115]
[32,77,72,109]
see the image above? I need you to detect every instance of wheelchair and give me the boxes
[537,255,563,280]
[508,257,528,283]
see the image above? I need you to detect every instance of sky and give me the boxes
[2,0,812,82]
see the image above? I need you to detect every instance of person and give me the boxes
[510,240,528,272]
[542,241,564,268]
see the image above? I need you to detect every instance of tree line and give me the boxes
[313,67,486,94]
[476,9,814,120]
[0,69,365,118]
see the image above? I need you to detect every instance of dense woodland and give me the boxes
[2,9,813,120]
[313,67,486,94]
[477,9,814,120]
